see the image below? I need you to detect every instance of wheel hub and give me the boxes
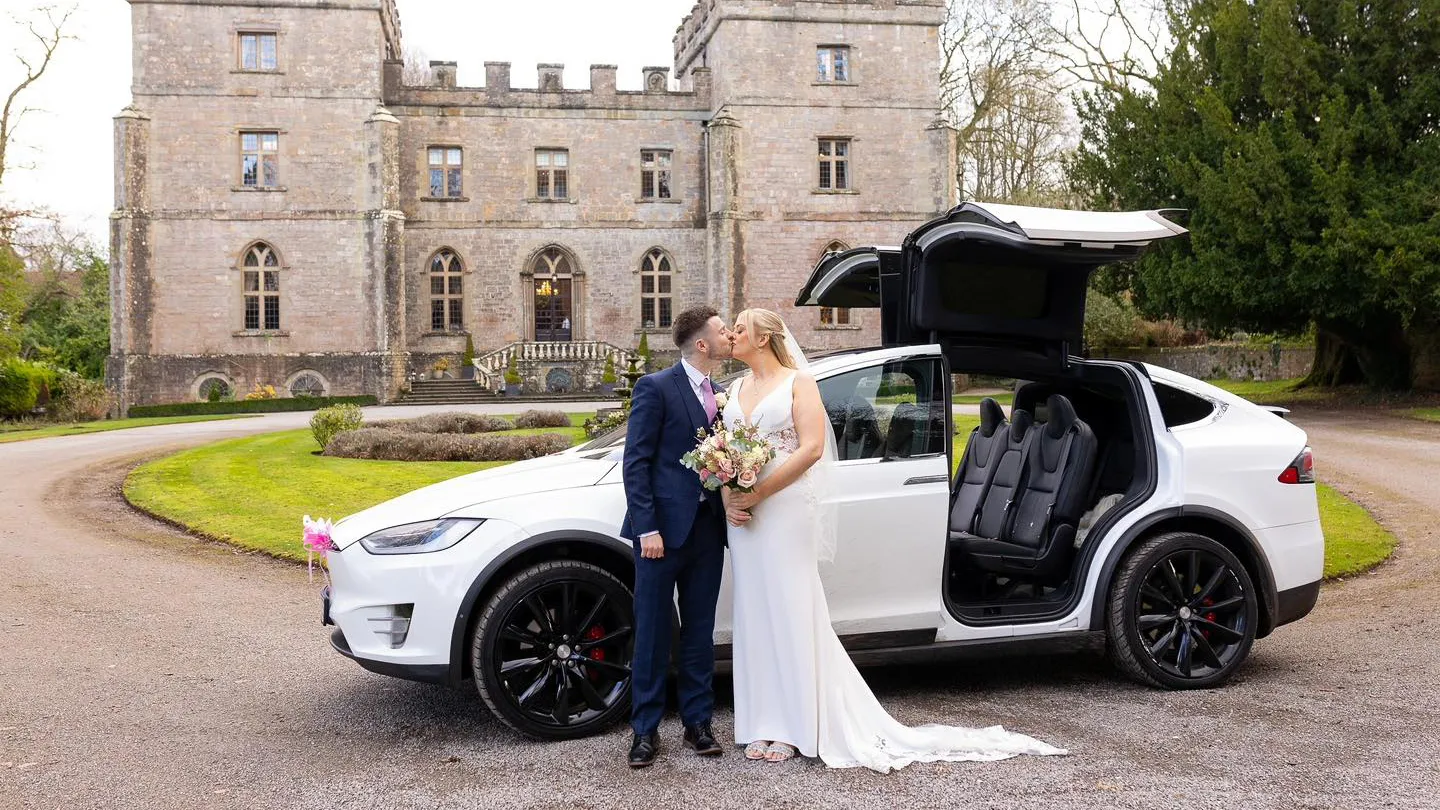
[556,643,573,659]
[1178,606,1193,620]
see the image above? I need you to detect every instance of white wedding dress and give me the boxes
[724,372,1066,772]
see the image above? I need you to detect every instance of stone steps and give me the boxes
[398,379,620,406]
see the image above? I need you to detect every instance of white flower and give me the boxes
[714,391,728,409]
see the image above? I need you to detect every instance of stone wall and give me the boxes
[1096,345,1314,381]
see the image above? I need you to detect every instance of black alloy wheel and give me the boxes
[1106,532,1259,689]
[473,560,634,739]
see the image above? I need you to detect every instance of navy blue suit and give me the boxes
[620,362,726,735]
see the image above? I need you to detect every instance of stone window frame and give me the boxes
[637,247,676,331]
[815,240,861,331]
[192,372,236,402]
[230,126,287,192]
[815,44,854,85]
[815,136,858,194]
[426,247,467,334]
[423,145,467,201]
[238,130,281,189]
[638,148,676,202]
[232,241,289,337]
[233,25,282,74]
[533,147,571,201]
[285,369,330,398]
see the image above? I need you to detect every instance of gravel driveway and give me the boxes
[1,406,1437,809]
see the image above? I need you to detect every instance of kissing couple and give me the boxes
[619,305,1066,772]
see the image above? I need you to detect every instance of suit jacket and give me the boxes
[619,362,725,548]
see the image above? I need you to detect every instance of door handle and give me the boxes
[902,474,949,486]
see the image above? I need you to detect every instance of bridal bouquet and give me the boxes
[680,419,775,494]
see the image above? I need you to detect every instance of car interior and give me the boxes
[942,362,1151,623]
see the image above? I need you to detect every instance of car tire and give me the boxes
[472,560,635,740]
[1106,531,1259,690]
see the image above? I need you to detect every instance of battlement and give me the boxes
[383,61,712,110]
[673,0,944,73]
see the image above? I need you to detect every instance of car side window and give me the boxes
[1153,382,1216,428]
[819,358,947,460]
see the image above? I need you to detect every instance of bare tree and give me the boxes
[402,45,433,86]
[1,4,76,191]
[1038,0,1173,94]
[940,0,1074,203]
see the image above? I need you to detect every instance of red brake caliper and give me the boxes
[584,625,605,679]
[1201,597,1216,639]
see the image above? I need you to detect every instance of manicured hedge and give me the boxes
[0,359,56,419]
[127,395,377,418]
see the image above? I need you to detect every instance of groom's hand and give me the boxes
[639,533,665,559]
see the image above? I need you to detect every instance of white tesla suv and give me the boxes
[320,202,1324,739]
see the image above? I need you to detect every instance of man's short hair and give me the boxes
[672,305,720,351]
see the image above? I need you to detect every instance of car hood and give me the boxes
[329,451,615,549]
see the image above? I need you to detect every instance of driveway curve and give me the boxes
[1,405,1437,810]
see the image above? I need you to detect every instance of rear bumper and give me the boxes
[330,627,450,685]
[1273,580,1321,628]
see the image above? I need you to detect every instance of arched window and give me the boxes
[639,248,673,329]
[288,372,326,398]
[530,246,575,341]
[817,241,852,327]
[196,375,232,402]
[241,242,281,331]
[429,249,464,331]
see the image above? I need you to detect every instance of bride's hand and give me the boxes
[729,489,762,512]
[721,487,751,526]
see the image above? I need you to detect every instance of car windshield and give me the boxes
[576,369,747,452]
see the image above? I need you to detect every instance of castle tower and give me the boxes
[675,0,955,345]
[109,0,405,409]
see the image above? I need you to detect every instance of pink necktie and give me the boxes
[701,377,717,423]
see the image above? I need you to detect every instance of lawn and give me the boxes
[0,414,254,444]
[953,392,1013,406]
[124,414,589,560]
[950,417,1393,580]
[1406,408,1440,423]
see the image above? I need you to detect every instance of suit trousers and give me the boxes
[629,515,725,735]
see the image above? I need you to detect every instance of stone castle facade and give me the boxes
[109,0,956,408]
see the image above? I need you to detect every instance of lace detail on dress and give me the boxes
[766,427,800,454]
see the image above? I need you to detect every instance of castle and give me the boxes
[109,0,955,408]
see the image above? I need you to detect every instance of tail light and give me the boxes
[1278,446,1314,484]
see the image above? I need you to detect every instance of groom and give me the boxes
[620,305,732,768]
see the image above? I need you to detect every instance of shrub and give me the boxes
[463,335,476,371]
[584,409,628,438]
[636,332,652,367]
[1142,319,1187,348]
[51,371,111,422]
[244,383,278,401]
[1084,289,1144,350]
[310,403,365,450]
[206,382,224,402]
[432,357,451,373]
[601,354,617,384]
[0,358,49,419]
[324,428,572,462]
[127,395,377,418]
[503,355,522,386]
[35,380,52,409]
[514,409,570,429]
[369,412,513,434]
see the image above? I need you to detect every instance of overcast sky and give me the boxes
[0,0,694,243]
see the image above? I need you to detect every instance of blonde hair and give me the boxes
[737,308,797,370]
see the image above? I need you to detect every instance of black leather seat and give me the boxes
[951,394,1099,582]
[830,396,884,460]
[885,402,944,458]
[948,398,1011,535]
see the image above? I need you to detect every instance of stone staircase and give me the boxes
[400,378,497,405]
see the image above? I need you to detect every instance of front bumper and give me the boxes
[322,517,523,681]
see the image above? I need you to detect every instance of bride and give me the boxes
[719,307,1066,772]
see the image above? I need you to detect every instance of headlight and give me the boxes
[358,518,484,555]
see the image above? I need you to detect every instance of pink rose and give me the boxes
[717,456,735,477]
[736,470,758,489]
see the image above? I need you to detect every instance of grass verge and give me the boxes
[0,414,254,444]
[1405,408,1440,423]
[124,417,589,560]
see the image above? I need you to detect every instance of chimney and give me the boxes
[485,61,511,92]
[590,64,617,95]
[688,66,712,99]
[429,61,457,88]
[538,63,564,92]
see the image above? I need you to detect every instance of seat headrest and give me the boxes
[1044,394,1078,438]
[978,397,1005,438]
[1009,408,1033,442]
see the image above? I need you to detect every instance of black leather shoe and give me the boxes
[628,732,660,768]
[683,723,723,757]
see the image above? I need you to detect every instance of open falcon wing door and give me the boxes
[903,202,1188,377]
[794,246,904,345]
